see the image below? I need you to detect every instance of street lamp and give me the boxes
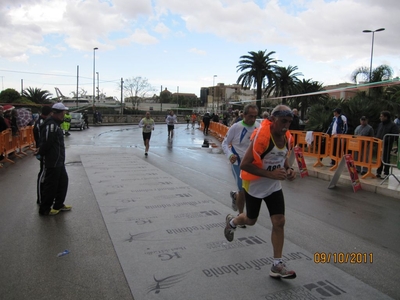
[363,28,385,82]
[93,47,98,109]
[213,75,217,113]
[96,72,100,102]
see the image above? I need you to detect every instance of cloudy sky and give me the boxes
[1,0,399,100]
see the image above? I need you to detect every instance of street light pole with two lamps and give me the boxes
[362,28,385,82]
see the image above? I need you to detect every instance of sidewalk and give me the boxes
[301,155,400,199]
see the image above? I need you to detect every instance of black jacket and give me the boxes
[33,114,48,145]
[202,114,211,124]
[375,120,399,147]
[38,116,66,168]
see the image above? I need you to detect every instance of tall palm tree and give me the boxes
[266,65,302,105]
[351,64,393,98]
[293,79,325,120]
[22,87,52,104]
[236,50,280,112]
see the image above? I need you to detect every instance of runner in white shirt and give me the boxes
[222,104,259,220]
[165,110,177,139]
[138,111,155,156]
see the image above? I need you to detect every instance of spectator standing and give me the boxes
[83,110,89,129]
[61,110,72,136]
[326,108,348,166]
[353,116,374,175]
[138,111,155,156]
[33,106,52,205]
[262,111,270,120]
[0,106,8,133]
[375,111,399,178]
[230,110,240,126]
[36,103,72,216]
[222,104,259,220]
[289,108,300,130]
[394,115,400,129]
[202,112,212,135]
[224,105,296,279]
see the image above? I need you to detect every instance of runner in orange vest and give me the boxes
[224,104,297,279]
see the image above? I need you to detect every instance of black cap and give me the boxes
[360,116,367,120]
[333,108,341,114]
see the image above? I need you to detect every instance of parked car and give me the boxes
[70,112,85,130]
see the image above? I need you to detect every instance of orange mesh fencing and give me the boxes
[18,126,35,156]
[329,134,382,179]
[0,129,19,164]
[290,130,330,167]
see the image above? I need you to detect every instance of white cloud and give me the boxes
[129,29,159,45]
[189,48,207,55]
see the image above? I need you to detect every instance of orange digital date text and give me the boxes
[314,252,373,264]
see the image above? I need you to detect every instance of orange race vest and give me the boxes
[240,119,293,181]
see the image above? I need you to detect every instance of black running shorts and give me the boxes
[244,189,285,219]
[142,132,151,141]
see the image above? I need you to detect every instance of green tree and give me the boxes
[292,79,325,120]
[22,87,52,104]
[305,97,340,132]
[0,88,21,103]
[351,64,393,98]
[267,65,302,105]
[236,50,280,112]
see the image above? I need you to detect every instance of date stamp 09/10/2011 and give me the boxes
[314,252,373,264]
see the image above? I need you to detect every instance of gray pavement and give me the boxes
[0,123,399,300]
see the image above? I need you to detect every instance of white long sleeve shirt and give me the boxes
[222,120,259,165]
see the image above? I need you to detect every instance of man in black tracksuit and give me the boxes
[33,106,52,205]
[36,103,71,216]
[202,112,212,135]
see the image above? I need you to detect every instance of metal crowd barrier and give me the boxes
[379,134,400,185]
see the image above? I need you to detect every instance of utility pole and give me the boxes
[76,65,79,107]
[120,78,124,115]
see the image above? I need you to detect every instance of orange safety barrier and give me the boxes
[18,126,35,156]
[329,134,382,179]
[290,131,382,179]
[209,121,228,141]
[0,129,20,164]
[290,130,331,167]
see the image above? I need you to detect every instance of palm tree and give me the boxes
[293,79,325,120]
[351,64,393,98]
[22,87,52,104]
[236,50,280,112]
[266,65,302,105]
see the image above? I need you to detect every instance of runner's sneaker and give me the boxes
[48,209,60,216]
[59,205,72,211]
[224,214,236,242]
[230,191,238,211]
[269,262,296,279]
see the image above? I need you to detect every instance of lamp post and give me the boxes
[92,47,98,110]
[363,28,385,82]
[213,75,217,113]
[96,72,99,102]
